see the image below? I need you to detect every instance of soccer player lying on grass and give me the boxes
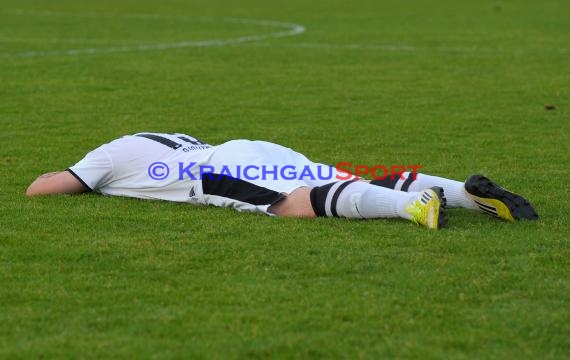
[26,132,538,230]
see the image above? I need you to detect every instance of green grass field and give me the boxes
[1,0,569,358]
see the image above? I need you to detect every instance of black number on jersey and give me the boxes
[136,133,207,149]
[176,136,207,146]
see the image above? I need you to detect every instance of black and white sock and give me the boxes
[310,180,417,220]
[371,172,476,209]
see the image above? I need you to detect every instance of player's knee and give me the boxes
[268,187,316,218]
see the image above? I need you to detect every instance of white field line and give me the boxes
[0,10,306,58]
[256,41,568,55]
[1,9,567,58]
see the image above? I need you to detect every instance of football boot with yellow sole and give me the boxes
[464,174,538,221]
[405,187,447,229]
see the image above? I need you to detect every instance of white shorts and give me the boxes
[197,140,353,214]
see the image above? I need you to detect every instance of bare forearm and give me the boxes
[26,171,88,196]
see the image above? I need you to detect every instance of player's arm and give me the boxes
[26,170,89,196]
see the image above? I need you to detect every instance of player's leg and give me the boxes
[268,187,316,218]
[270,181,447,230]
[370,172,538,221]
[370,172,474,208]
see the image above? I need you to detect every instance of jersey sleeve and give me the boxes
[67,147,114,191]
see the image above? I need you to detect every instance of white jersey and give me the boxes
[68,132,352,215]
